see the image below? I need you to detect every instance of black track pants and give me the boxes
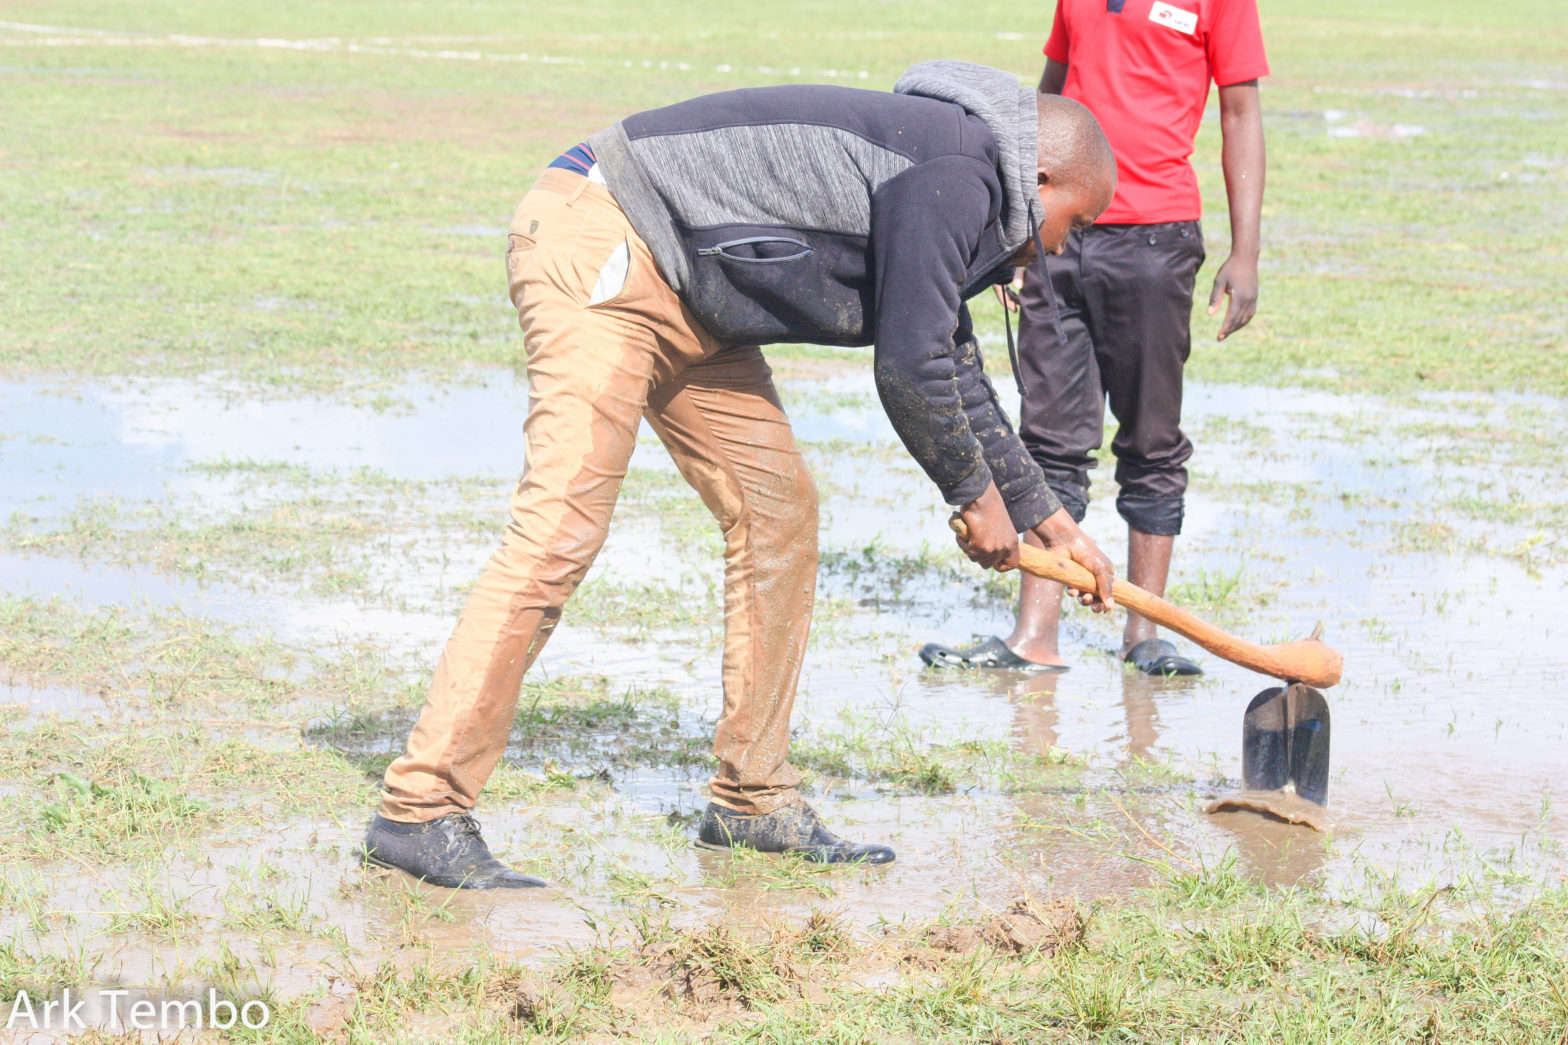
[1016,221,1205,537]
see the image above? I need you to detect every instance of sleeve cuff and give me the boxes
[1213,62,1270,87]
[1004,483,1062,534]
[942,469,1062,534]
[943,464,994,512]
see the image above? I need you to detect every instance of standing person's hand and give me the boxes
[1032,509,1116,612]
[991,269,1024,313]
[954,483,1019,571]
[1208,254,1259,341]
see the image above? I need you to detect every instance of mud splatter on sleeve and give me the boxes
[950,311,1061,531]
[869,157,997,508]
[869,157,1060,529]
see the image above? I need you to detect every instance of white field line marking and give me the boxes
[0,20,874,79]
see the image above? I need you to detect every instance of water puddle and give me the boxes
[3,367,1567,957]
[0,679,108,717]
[1323,109,1427,138]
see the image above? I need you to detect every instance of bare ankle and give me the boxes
[1121,628,1156,656]
[1006,634,1066,666]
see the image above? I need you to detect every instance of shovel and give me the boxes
[948,517,1339,829]
[948,517,1343,687]
[1204,683,1334,831]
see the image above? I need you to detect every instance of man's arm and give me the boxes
[1038,59,1067,96]
[868,157,1000,513]
[941,312,1113,606]
[949,310,1061,527]
[867,162,1055,555]
[956,488,1115,610]
[867,162,1116,603]
[1208,79,1265,341]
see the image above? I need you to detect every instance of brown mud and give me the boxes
[1206,789,1336,832]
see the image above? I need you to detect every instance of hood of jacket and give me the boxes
[893,60,1040,254]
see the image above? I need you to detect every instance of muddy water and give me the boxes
[3,368,1566,980]
[0,679,107,718]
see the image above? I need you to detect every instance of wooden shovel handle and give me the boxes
[949,517,1343,687]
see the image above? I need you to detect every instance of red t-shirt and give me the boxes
[1045,0,1268,224]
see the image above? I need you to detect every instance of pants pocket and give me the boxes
[506,232,538,309]
[1179,222,1206,276]
[587,239,631,307]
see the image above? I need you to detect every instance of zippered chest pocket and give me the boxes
[695,236,814,264]
[682,224,871,347]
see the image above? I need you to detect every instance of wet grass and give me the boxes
[0,594,301,708]
[1,562,1564,1038]
[1164,563,1268,628]
[0,597,392,877]
[1,446,1029,653]
[117,877,1563,1043]
[2,1,1564,396]
[2,388,1563,1043]
[818,541,1016,615]
[567,576,722,642]
[308,676,716,785]
[34,769,210,864]
[1190,397,1568,573]
[2,1,1567,1039]
[307,673,1090,804]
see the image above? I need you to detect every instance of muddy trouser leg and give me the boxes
[380,169,714,822]
[1079,222,1205,536]
[643,348,817,815]
[1016,230,1102,520]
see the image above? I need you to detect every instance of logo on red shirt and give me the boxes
[1148,1,1198,34]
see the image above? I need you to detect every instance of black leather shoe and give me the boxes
[363,812,547,889]
[696,800,895,865]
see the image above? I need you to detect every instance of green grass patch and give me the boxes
[0,1,1563,396]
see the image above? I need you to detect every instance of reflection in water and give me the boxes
[1117,672,1166,763]
[1009,671,1062,757]
[1208,810,1333,887]
[1008,669,1174,765]
[1006,668,1334,887]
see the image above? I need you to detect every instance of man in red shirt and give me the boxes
[923,0,1267,674]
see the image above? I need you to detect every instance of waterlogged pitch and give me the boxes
[2,2,1567,1041]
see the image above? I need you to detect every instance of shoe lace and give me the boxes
[448,813,485,845]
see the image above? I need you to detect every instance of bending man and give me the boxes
[365,60,1118,889]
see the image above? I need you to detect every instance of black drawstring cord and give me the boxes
[1005,217,1050,399]
[1004,295,1023,398]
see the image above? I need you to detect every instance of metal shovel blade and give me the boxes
[1206,683,1333,831]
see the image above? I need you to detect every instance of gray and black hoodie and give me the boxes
[587,60,1060,531]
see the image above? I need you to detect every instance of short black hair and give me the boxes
[1036,94,1116,197]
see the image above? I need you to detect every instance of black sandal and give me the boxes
[1123,638,1203,677]
[918,635,1069,673]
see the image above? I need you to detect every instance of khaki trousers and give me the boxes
[380,169,816,820]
